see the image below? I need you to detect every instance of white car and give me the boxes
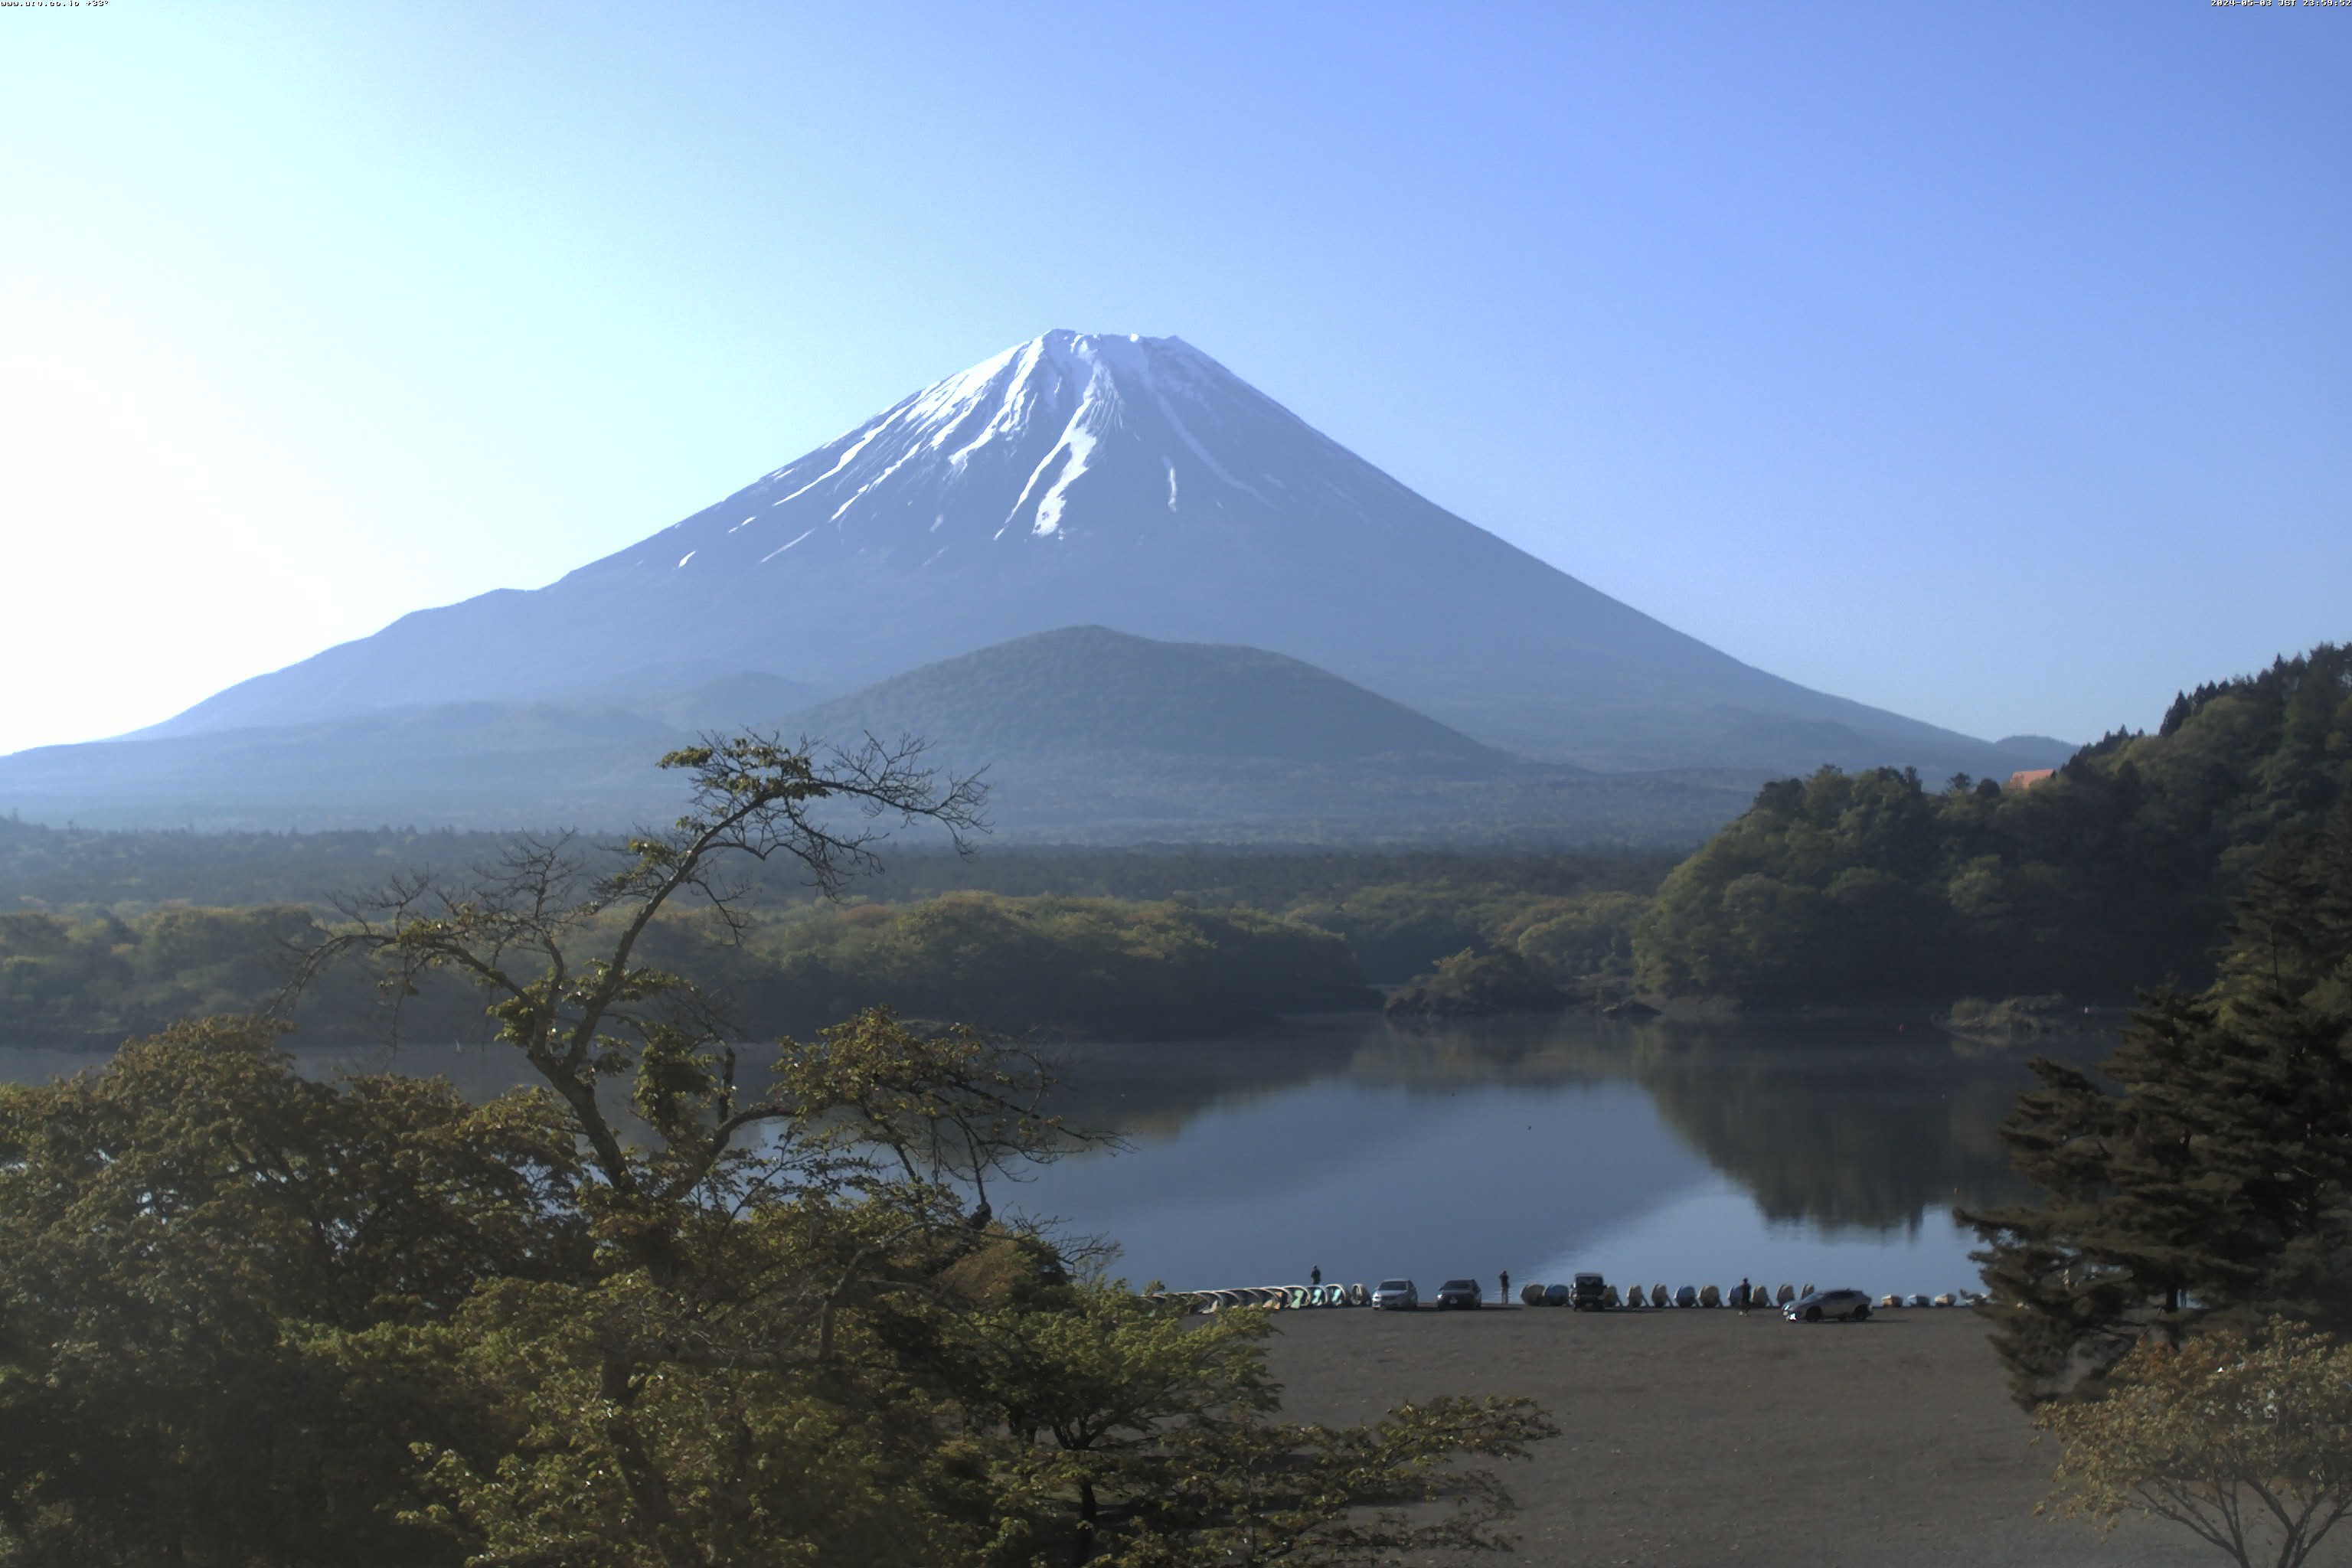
[1371,1279,1418,1311]
[1784,1288,1872,1323]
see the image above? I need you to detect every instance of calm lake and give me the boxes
[1015,1013,2061,1301]
[2,1011,2082,1302]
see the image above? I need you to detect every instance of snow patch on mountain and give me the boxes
[684,330,1321,557]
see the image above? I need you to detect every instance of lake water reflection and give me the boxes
[0,1013,2081,1302]
[1016,1014,2063,1300]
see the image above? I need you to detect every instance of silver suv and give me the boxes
[1370,1279,1418,1311]
[1784,1288,1872,1323]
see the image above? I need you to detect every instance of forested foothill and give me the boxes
[1632,645,2352,1007]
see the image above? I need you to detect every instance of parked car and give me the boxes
[1784,1288,1873,1323]
[1907,1293,1933,1309]
[1371,1279,1419,1311]
[1435,1278,1484,1310]
[1570,1272,1611,1311]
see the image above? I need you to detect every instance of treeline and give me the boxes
[684,893,1371,1039]
[0,818,509,912]
[1632,644,2352,1004]
[0,893,1380,1048]
[0,815,1674,934]
[0,906,395,1048]
[0,838,1681,1044]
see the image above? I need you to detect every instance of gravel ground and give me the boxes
[1262,1302,2217,1568]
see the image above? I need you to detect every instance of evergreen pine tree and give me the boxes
[1968,796,2352,1403]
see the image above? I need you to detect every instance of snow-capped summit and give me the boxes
[641,328,1416,567]
[135,331,2063,777]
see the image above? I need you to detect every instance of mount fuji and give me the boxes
[135,331,2062,777]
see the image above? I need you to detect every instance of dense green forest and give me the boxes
[0,906,398,1049]
[1632,645,2352,1004]
[680,894,1372,1038]
[0,896,1367,1048]
[0,834,1675,1046]
[0,876,1671,1049]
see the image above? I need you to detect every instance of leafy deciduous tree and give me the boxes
[2036,1319,2352,1568]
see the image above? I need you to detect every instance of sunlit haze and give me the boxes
[2,2,2345,757]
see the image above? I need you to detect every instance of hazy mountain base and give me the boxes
[0,818,1677,926]
[0,709,1769,841]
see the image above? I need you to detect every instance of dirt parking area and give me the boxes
[1264,1303,2210,1568]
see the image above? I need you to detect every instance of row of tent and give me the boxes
[1148,1284,1367,1312]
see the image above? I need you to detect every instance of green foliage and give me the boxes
[1382,947,1563,1018]
[724,893,1370,1038]
[1504,889,1649,979]
[1635,645,2352,1002]
[2036,1319,2352,1568]
[0,1018,588,1564]
[0,903,422,1047]
[1282,864,1662,983]
[0,852,1684,1047]
[0,895,1363,1048]
[1967,795,2352,1403]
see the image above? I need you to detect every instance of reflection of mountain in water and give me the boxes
[1045,1015,2067,1234]
[1622,1027,2037,1231]
[1039,1028,1370,1145]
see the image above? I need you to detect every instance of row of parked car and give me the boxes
[1370,1278,1483,1311]
[1367,1276,1961,1323]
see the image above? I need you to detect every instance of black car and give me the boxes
[1570,1272,1610,1311]
[1435,1278,1483,1310]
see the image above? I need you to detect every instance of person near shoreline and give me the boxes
[1736,1277,1753,1313]
[1499,1269,1510,1305]
[1310,1265,1321,1288]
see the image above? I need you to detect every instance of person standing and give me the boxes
[1310,1265,1321,1288]
[1499,1268,1510,1306]
[1736,1276,1753,1314]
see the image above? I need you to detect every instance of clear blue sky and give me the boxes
[2,0,2345,757]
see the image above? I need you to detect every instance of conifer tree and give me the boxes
[1968,796,2352,1403]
